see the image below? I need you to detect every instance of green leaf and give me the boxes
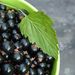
[19,11,59,59]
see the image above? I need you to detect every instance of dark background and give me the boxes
[26,0,75,75]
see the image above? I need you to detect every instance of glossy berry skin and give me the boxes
[46,55,55,64]
[14,41,23,49]
[2,32,10,40]
[37,68,43,75]
[24,58,31,66]
[18,63,27,75]
[38,62,46,69]
[12,29,18,35]
[13,51,23,63]
[12,33,21,42]
[1,64,14,75]
[1,23,8,31]
[0,18,4,24]
[29,68,37,75]
[0,10,6,19]
[36,51,45,63]
[0,4,6,10]
[2,40,14,54]
[29,44,39,57]
[2,52,9,60]
[46,64,51,69]
[8,20,15,28]
[21,38,30,49]
[7,10,15,20]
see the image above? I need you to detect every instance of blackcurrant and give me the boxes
[8,19,15,28]
[7,10,15,20]
[1,63,14,75]
[37,68,44,75]
[36,51,45,63]
[2,32,11,40]
[0,4,6,10]
[2,40,15,54]
[24,58,31,66]
[21,38,30,49]
[12,51,23,63]
[1,23,8,31]
[0,10,6,19]
[29,68,37,75]
[18,63,27,75]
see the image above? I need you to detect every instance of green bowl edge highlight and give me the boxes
[0,0,60,75]
[51,51,60,75]
[0,0,38,13]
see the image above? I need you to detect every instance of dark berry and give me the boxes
[12,29,18,34]
[0,18,4,23]
[46,64,51,69]
[29,68,37,75]
[7,10,15,19]
[21,38,30,49]
[1,23,8,31]
[36,51,45,63]
[1,63,14,75]
[38,62,46,69]
[8,20,15,28]
[2,32,11,40]
[1,51,9,60]
[24,58,31,66]
[12,33,22,42]
[46,55,55,64]
[0,4,6,10]
[0,10,6,19]
[13,51,23,63]
[18,63,27,75]
[29,44,39,57]
[37,68,43,75]
[2,40,14,54]
[14,41,23,49]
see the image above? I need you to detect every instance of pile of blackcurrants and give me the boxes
[0,4,55,75]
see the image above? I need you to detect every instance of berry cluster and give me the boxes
[0,4,55,75]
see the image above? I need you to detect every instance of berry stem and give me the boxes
[0,0,38,13]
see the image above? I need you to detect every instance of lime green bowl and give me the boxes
[51,51,60,75]
[0,0,60,75]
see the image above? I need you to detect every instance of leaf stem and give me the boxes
[0,0,38,13]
